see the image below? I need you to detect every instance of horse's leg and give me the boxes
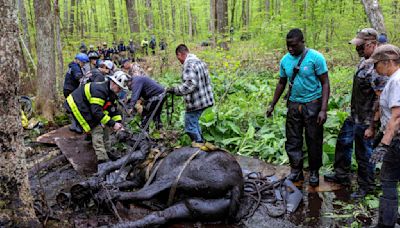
[112,202,190,228]
[117,179,172,201]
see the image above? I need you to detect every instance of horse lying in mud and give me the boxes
[67,132,244,227]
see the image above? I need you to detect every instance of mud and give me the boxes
[28,130,382,228]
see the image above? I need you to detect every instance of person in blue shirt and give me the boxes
[266,28,330,187]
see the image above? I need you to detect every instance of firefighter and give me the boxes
[65,71,130,163]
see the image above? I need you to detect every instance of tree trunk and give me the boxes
[0,0,40,226]
[92,0,99,33]
[393,0,398,40]
[210,0,217,46]
[54,0,64,93]
[230,0,237,28]
[241,0,249,28]
[361,0,386,33]
[159,0,165,33]
[119,0,125,35]
[17,0,31,53]
[171,0,176,32]
[109,0,117,40]
[63,0,68,33]
[145,0,153,30]
[127,0,140,35]
[265,0,270,19]
[79,0,85,38]
[34,0,57,121]
[187,0,192,38]
[216,0,228,34]
[69,0,75,34]
[126,0,135,33]
[164,0,170,31]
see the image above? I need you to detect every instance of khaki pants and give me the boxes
[91,125,111,161]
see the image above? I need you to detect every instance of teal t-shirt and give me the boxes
[280,49,328,103]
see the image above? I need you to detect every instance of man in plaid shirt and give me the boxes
[167,44,214,146]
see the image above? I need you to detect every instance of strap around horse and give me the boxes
[167,149,202,206]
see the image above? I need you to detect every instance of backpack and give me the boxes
[150,39,156,49]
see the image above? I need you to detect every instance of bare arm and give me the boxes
[265,77,287,117]
[317,73,330,125]
[381,107,400,145]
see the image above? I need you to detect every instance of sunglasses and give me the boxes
[356,43,366,51]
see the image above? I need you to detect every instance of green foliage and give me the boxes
[157,51,352,166]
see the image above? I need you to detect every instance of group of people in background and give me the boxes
[78,35,168,68]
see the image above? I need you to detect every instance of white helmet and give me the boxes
[109,71,130,90]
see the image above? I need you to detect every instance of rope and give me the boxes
[111,92,166,185]
[99,93,167,222]
[101,183,123,222]
[167,149,202,206]
[166,94,174,126]
[241,172,286,220]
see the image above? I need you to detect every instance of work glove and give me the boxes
[166,87,175,94]
[370,143,390,164]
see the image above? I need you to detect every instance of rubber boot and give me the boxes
[377,197,398,228]
[68,114,82,133]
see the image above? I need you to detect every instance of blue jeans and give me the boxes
[333,117,374,189]
[378,137,400,227]
[185,108,205,142]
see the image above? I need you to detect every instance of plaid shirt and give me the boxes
[173,54,214,111]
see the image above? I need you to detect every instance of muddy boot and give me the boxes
[324,172,351,186]
[309,170,320,187]
[68,114,83,133]
[376,197,398,228]
[287,169,304,182]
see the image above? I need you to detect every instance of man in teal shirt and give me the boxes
[266,28,330,187]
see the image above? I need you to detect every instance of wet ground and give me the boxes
[27,128,385,228]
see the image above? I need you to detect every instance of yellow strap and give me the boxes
[85,83,105,106]
[67,95,91,132]
[103,110,109,115]
[100,114,111,125]
[112,115,122,121]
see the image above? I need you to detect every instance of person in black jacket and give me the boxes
[127,75,165,129]
[65,71,130,163]
[63,53,89,98]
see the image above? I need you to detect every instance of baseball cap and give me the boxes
[349,28,378,46]
[366,44,400,64]
[99,60,114,70]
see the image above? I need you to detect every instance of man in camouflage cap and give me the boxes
[324,28,388,198]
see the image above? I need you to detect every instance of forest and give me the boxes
[1,0,400,227]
